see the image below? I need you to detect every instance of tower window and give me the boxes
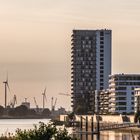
[100,45,104,49]
[100,50,104,53]
[100,70,103,73]
[100,66,104,69]
[100,31,104,36]
[100,37,104,40]
[100,54,104,57]
[100,79,103,82]
[100,75,103,78]
[100,58,104,61]
[100,41,104,44]
[100,62,104,65]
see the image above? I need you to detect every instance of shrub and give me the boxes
[0,122,78,140]
[15,122,56,140]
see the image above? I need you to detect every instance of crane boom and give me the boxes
[59,93,71,96]
[33,97,39,109]
[54,98,57,107]
[42,87,47,109]
[10,94,17,108]
[51,97,53,111]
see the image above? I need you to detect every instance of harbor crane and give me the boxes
[33,97,39,110]
[3,75,11,108]
[10,95,17,108]
[59,93,71,96]
[42,88,47,109]
[51,97,57,111]
[24,98,28,102]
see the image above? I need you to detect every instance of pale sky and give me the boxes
[0,0,140,110]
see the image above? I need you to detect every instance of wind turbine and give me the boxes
[3,75,11,108]
[42,88,47,109]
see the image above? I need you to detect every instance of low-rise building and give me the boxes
[134,88,140,113]
[99,90,109,114]
[91,90,109,115]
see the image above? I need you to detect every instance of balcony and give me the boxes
[71,50,74,53]
[71,55,74,58]
[71,42,74,46]
[71,84,74,87]
[71,88,74,90]
[109,100,116,103]
[71,38,74,41]
[71,96,74,99]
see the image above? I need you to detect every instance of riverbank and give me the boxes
[60,114,135,123]
[0,118,139,140]
[113,126,140,133]
[60,114,140,132]
[0,116,51,119]
[0,121,77,140]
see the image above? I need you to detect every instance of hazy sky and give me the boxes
[0,0,140,110]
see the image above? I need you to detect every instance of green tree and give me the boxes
[55,128,75,140]
[68,112,75,121]
[134,112,140,123]
[0,122,78,140]
[14,122,78,140]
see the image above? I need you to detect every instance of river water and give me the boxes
[0,119,50,136]
[0,119,139,140]
[74,130,140,140]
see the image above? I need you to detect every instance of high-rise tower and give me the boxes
[71,29,112,114]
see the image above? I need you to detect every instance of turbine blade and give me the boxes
[7,83,11,94]
[44,94,47,103]
[44,87,46,94]
[14,95,17,104]
[6,72,8,83]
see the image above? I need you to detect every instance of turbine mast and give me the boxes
[42,88,47,109]
[3,81,7,108]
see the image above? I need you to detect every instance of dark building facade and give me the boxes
[71,29,112,114]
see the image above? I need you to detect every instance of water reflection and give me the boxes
[0,119,140,140]
[99,131,139,140]
[75,131,140,140]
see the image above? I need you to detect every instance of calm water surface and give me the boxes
[100,131,139,140]
[0,119,50,136]
[0,119,139,140]
[77,131,140,140]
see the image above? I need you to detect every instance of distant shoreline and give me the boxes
[0,116,51,119]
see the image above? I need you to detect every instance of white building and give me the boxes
[96,30,112,90]
[71,29,112,114]
[109,74,140,114]
[134,88,140,113]
[94,89,109,114]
